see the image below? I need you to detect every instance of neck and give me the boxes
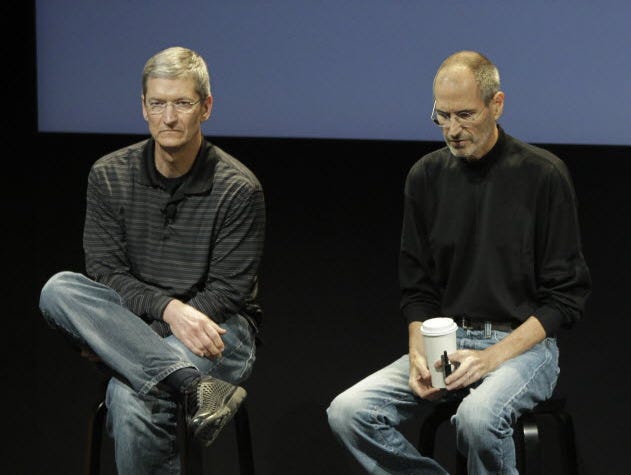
[154,135,202,178]
[476,125,499,159]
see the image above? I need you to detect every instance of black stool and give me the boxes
[417,395,579,475]
[85,396,255,475]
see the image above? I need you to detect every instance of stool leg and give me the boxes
[85,400,107,475]
[234,404,255,475]
[418,401,459,456]
[185,440,204,475]
[179,400,256,475]
[455,451,467,475]
[178,404,189,474]
[417,401,465,474]
[519,414,542,475]
[556,411,579,475]
[179,404,204,475]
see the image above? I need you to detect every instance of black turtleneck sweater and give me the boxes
[399,127,591,336]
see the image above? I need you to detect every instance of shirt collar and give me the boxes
[139,138,217,195]
[457,125,506,173]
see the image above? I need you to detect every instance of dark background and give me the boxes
[11,3,631,475]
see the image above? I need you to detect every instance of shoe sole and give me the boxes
[193,386,247,447]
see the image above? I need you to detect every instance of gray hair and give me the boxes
[434,51,500,104]
[142,46,211,100]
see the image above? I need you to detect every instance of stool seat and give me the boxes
[86,396,255,475]
[417,395,578,475]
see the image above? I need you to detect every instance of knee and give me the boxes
[326,390,363,438]
[39,271,81,314]
[454,399,510,448]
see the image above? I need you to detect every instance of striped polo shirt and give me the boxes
[83,138,265,336]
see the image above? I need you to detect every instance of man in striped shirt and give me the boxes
[39,46,265,474]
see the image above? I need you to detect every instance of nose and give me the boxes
[162,103,178,122]
[445,118,463,136]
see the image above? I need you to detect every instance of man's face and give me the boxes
[142,76,212,153]
[433,67,503,160]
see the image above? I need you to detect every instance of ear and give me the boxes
[141,95,149,122]
[491,91,505,120]
[200,95,213,122]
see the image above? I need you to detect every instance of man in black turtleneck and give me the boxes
[327,51,591,474]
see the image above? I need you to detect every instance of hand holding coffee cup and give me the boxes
[420,317,458,388]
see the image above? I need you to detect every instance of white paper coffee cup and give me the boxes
[420,317,458,388]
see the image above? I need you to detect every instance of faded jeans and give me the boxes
[327,327,559,475]
[39,271,256,475]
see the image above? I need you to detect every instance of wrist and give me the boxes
[408,321,424,352]
[162,298,182,324]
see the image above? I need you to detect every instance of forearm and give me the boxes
[97,271,173,320]
[186,247,262,322]
[483,316,546,370]
[187,188,265,321]
[408,321,425,354]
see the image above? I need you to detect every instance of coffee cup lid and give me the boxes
[420,317,458,336]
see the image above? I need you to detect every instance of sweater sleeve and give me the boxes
[399,163,442,324]
[532,163,591,335]
[186,183,266,322]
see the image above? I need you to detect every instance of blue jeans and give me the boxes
[327,328,559,475]
[39,271,256,475]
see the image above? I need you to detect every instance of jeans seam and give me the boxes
[369,401,404,458]
[210,316,256,383]
[138,362,194,396]
[231,323,256,382]
[491,338,556,439]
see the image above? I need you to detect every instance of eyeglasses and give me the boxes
[430,101,486,128]
[146,99,201,115]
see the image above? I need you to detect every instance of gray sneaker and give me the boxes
[184,376,247,447]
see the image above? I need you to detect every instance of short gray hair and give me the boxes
[142,46,211,100]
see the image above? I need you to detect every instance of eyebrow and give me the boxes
[147,96,195,102]
[435,107,477,114]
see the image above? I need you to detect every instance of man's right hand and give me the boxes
[408,348,443,399]
[162,299,227,359]
[408,321,443,399]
